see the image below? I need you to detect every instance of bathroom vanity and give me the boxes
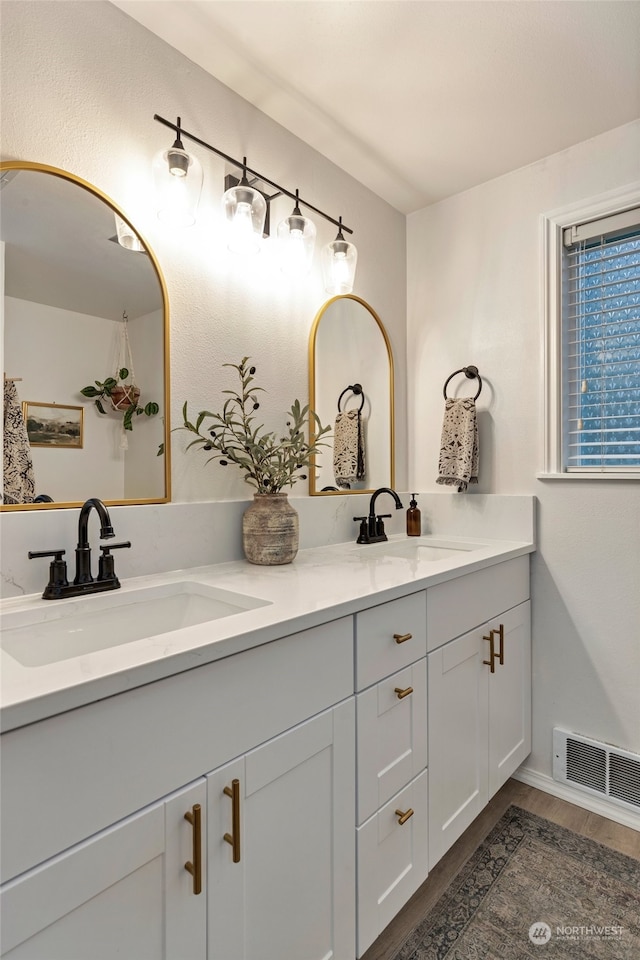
[0,534,533,960]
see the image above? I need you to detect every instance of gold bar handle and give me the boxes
[492,624,505,666]
[184,803,202,895]
[223,779,241,863]
[393,632,412,644]
[482,633,496,673]
[394,685,414,700]
[395,807,414,825]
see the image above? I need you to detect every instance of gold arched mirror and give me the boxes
[309,295,394,494]
[1,161,170,510]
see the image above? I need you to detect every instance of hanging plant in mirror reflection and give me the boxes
[80,368,160,433]
[178,357,331,494]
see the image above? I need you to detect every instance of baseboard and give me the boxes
[513,765,640,833]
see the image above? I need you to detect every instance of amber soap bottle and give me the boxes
[406,493,421,536]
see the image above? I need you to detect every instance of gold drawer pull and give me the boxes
[393,632,412,644]
[482,632,496,673]
[395,807,414,825]
[394,685,413,700]
[223,779,241,863]
[493,623,505,665]
[184,803,202,895]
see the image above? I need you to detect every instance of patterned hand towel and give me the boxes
[3,379,35,504]
[333,409,366,488]
[436,397,478,492]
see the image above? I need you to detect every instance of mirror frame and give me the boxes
[0,160,171,511]
[308,294,395,495]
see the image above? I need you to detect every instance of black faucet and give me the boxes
[74,497,115,584]
[354,487,403,544]
[29,498,131,599]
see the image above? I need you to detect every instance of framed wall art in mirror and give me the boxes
[308,295,395,495]
[0,161,171,510]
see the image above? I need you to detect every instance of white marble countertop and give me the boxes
[0,534,534,732]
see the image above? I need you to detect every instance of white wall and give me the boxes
[407,121,640,788]
[4,297,125,500]
[125,307,165,499]
[0,0,407,509]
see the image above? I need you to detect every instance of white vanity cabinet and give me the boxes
[354,592,429,957]
[0,778,208,960]
[0,544,533,960]
[426,557,531,868]
[206,701,355,960]
[0,618,356,960]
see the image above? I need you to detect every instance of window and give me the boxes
[542,187,640,479]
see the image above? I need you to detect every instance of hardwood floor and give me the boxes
[361,779,640,960]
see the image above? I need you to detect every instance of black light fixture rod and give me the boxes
[154,113,353,235]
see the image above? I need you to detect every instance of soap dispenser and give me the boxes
[406,493,421,537]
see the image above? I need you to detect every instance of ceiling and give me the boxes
[111,1,640,214]
[1,168,161,320]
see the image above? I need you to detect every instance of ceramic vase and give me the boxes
[242,493,299,565]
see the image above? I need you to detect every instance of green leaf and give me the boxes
[157,443,164,456]
[145,402,160,416]
[95,400,107,415]
[119,368,129,380]
[80,386,100,398]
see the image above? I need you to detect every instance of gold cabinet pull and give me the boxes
[395,807,414,825]
[493,624,505,666]
[394,685,414,700]
[483,632,496,673]
[184,803,202,895]
[223,779,241,863]
[393,632,412,644]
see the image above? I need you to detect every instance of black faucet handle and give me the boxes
[28,549,69,599]
[377,514,392,520]
[98,542,131,584]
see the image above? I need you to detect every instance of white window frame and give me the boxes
[540,182,640,480]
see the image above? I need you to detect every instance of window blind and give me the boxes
[562,206,640,471]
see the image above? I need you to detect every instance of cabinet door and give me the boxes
[356,770,428,958]
[207,700,355,960]
[488,601,531,795]
[427,628,489,869]
[356,659,427,824]
[0,779,206,960]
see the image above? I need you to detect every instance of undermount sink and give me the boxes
[1,581,271,668]
[358,537,481,562]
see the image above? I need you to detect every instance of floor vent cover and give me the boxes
[553,728,640,811]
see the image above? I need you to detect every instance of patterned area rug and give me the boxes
[394,805,640,959]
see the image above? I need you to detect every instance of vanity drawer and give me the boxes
[426,556,529,651]
[356,659,427,825]
[355,591,427,691]
[356,769,428,957]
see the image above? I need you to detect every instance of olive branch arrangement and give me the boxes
[179,357,331,494]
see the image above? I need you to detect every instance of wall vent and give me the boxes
[553,729,640,811]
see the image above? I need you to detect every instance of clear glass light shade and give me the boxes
[114,214,144,252]
[277,212,316,277]
[223,183,266,255]
[152,146,202,227]
[322,237,358,295]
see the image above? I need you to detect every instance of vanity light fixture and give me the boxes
[222,159,268,255]
[151,116,203,227]
[114,214,144,252]
[152,114,357,283]
[277,189,316,276]
[322,217,358,295]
